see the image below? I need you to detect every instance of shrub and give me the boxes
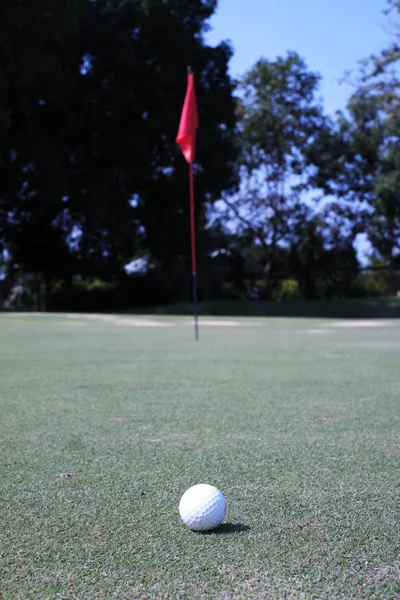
[274,278,302,302]
[354,269,394,297]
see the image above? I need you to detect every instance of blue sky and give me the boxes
[206,0,392,115]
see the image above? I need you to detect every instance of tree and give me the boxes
[361,0,400,85]
[306,0,400,278]
[0,0,237,297]
[362,0,400,273]
[220,52,327,294]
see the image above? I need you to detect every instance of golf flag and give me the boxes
[176,69,200,341]
[176,71,199,164]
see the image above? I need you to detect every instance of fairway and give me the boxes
[1,314,399,599]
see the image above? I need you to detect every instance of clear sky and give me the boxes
[205,0,392,115]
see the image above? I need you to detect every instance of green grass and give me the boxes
[0,314,399,599]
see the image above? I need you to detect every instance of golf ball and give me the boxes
[179,483,226,531]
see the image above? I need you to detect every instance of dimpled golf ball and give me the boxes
[179,483,226,531]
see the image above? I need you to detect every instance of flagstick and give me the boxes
[189,162,199,341]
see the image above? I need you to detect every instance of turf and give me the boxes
[0,314,399,599]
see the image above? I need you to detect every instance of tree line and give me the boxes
[0,0,399,309]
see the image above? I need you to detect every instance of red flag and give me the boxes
[176,72,199,164]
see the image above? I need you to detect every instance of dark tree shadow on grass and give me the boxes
[197,523,250,535]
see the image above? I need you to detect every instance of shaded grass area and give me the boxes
[0,314,399,599]
[129,296,400,319]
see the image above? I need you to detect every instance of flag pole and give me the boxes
[187,65,199,342]
[176,65,200,341]
[189,159,199,341]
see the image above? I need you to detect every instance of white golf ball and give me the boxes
[179,483,226,531]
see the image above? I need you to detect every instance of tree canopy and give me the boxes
[0,0,236,285]
[1,0,399,309]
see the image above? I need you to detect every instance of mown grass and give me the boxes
[0,314,399,599]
